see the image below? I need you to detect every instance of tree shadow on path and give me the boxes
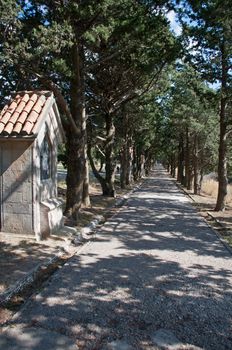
[1,169,232,350]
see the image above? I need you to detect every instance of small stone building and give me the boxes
[0,91,65,240]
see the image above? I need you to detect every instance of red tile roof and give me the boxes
[0,91,54,137]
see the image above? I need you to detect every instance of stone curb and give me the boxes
[0,253,63,306]
[0,180,144,309]
[206,211,232,256]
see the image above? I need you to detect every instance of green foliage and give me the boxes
[157,63,219,173]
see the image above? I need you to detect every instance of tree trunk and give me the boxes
[98,158,104,172]
[140,154,145,177]
[215,40,228,211]
[87,144,109,195]
[215,112,227,211]
[177,137,184,183]
[120,146,127,189]
[64,43,87,219]
[184,127,191,189]
[126,143,133,185]
[193,135,201,195]
[87,112,116,197]
[145,149,152,176]
[65,129,85,219]
[171,154,176,178]
[132,145,139,181]
[104,113,116,196]
[82,150,91,207]
[120,113,131,189]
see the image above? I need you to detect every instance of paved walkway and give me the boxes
[1,167,232,350]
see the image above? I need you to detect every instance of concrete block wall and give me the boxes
[0,141,34,234]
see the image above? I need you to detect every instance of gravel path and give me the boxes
[1,167,232,349]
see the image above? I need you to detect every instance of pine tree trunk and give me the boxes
[145,150,152,176]
[120,146,127,189]
[87,144,109,195]
[177,137,184,183]
[104,113,116,196]
[171,154,176,178]
[193,135,200,195]
[215,40,228,211]
[215,114,227,211]
[82,153,91,207]
[64,43,87,220]
[87,112,116,197]
[98,158,104,172]
[140,154,145,177]
[65,130,85,219]
[120,113,130,189]
[184,127,191,189]
[132,145,139,181]
[126,143,133,185]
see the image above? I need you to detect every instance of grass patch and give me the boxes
[201,178,232,205]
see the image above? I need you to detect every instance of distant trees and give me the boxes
[158,64,218,194]
[86,3,179,196]
[176,0,232,210]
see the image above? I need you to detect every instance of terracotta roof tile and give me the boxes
[0,123,5,133]
[3,122,14,135]
[1,111,12,125]
[9,110,21,124]
[0,91,53,137]
[12,122,22,134]
[18,110,29,124]
[27,110,39,123]
[22,121,34,135]
[22,93,30,103]
[33,95,46,114]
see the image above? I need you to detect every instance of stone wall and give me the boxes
[0,141,34,234]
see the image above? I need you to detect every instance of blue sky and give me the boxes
[166,10,182,36]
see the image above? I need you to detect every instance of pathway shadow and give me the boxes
[0,240,58,293]
[2,170,232,350]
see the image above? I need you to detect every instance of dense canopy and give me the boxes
[0,0,231,216]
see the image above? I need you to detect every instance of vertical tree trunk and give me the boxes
[140,154,145,177]
[145,150,152,176]
[65,129,85,219]
[82,151,91,207]
[215,40,228,211]
[120,141,133,188]
[126,143,133,185]
[132,145,139,181]
[193,135,200,195]
[120,112,130,189]
[184,127,191,189]
[82,107,90,207]
[171,154,176,178]
[104,113,116,196]
[215,112,228,210]
[120,145,127,189]
[64,43,87,220]
[177,137,184,183]
[87,112,116,197]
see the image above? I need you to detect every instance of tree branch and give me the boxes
[32,72,80,135]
